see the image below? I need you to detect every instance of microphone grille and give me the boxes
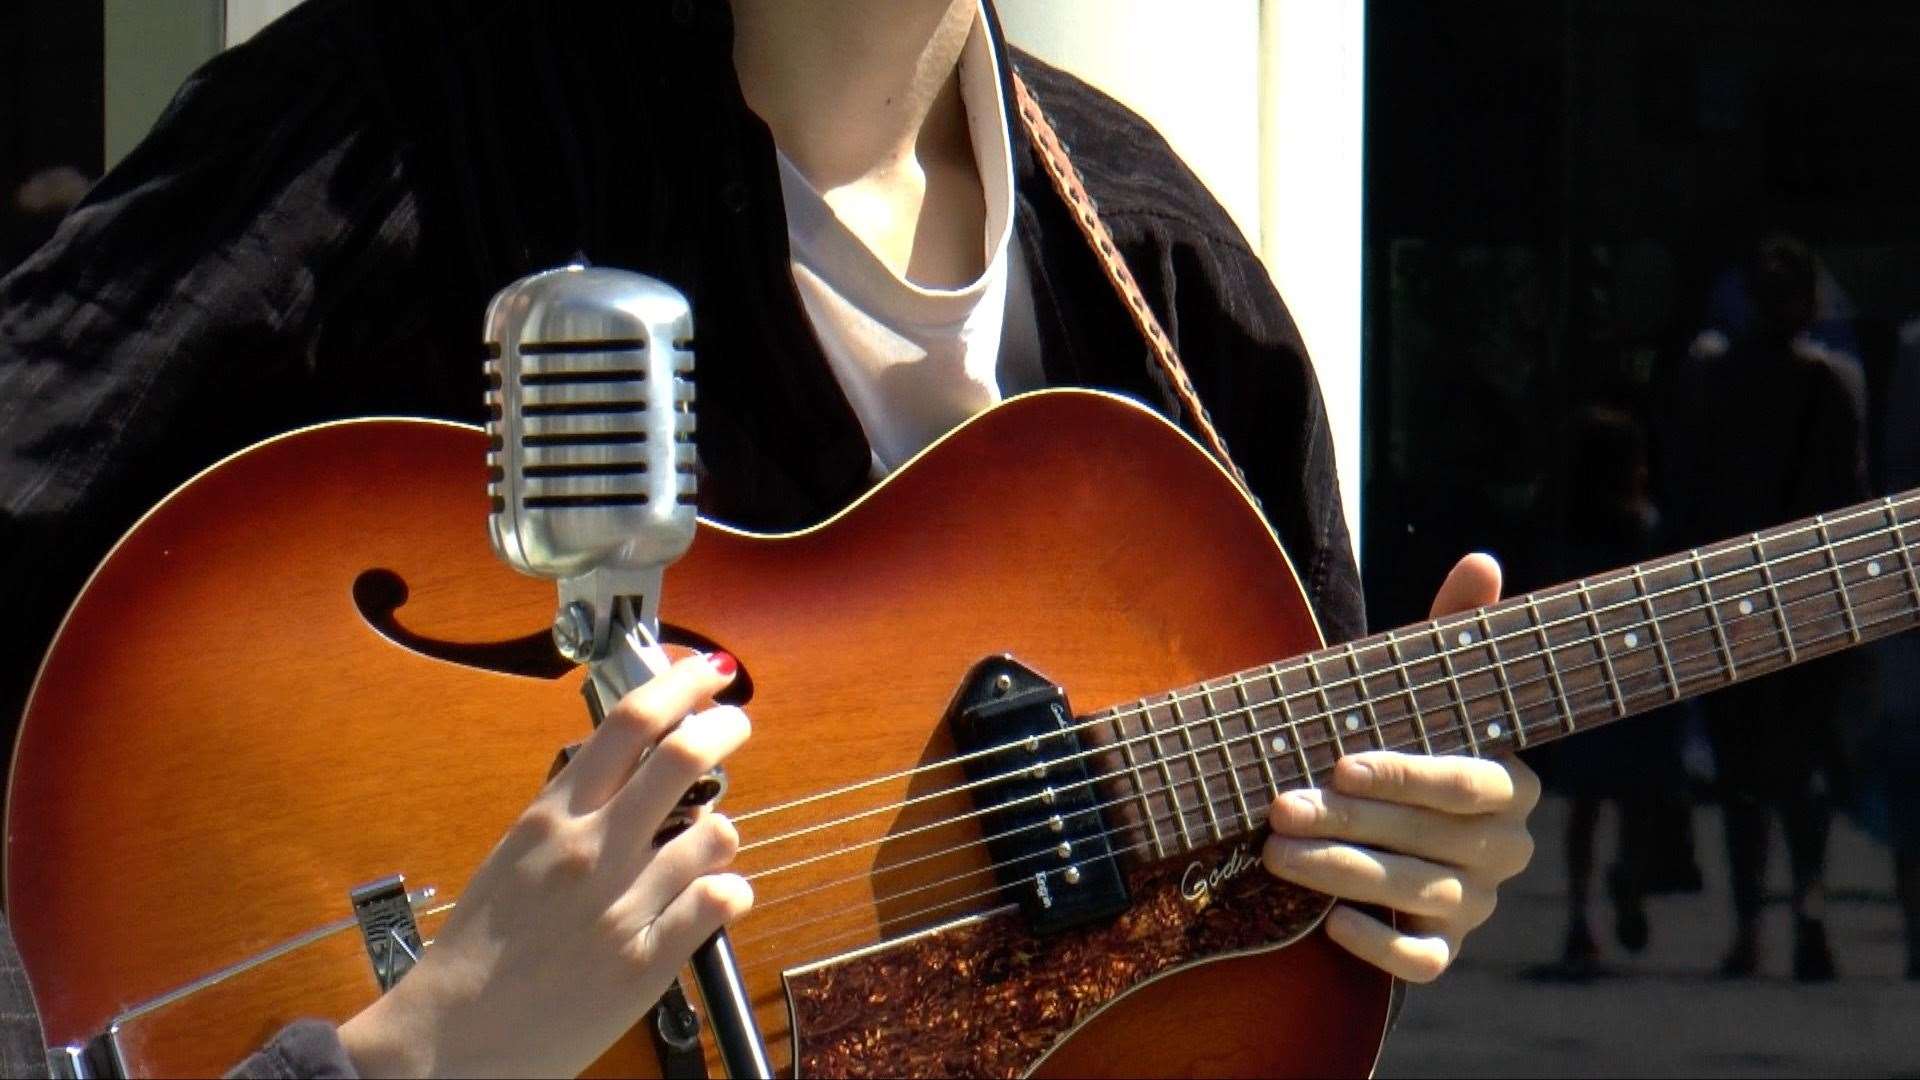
[485,265,697,579]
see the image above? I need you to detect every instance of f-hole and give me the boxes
[351,568,753,704]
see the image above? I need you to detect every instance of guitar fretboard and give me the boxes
[1091,491,1920,864]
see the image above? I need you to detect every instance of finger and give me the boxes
[556,653,737,814]
[1501,753,1544,816]
[1262,835,1484,922]
[629,813,741,917]
[639,874,754,982]
[1322,905,1456,984]
[1268,788,1534,878]
[1331,751,1525,816]
[603,704,751,843]
[1427,552,1502,617]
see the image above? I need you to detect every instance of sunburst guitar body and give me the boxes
[6,390,1391,1077]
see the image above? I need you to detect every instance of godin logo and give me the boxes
[1181,842,1258,909]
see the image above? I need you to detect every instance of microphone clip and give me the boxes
[550,570,669,721]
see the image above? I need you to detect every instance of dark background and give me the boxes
[1364,1,1920,1073]
[1364,0,1920,620]
[0,3,103,274]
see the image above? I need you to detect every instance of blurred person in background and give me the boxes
[1542,406,1696,976]
[1661,234,1868,980]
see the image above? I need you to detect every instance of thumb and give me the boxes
[1428,553,1503,617]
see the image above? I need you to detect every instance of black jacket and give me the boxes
[0,0,1360,746]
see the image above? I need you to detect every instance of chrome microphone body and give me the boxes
[486,263,697,699]
[483,264,772,1079]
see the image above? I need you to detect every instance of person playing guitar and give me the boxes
[0,1,1538,1074]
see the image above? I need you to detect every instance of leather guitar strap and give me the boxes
[1009,69,1256,503]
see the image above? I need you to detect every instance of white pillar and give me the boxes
[224,0,305,46]
[1260,0,1365,557]
[102,1,222,168]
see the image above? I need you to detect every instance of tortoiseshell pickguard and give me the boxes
[783,838,1329,1078]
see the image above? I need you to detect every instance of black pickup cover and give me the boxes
[945,656,1131,935]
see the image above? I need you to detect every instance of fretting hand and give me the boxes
[338,653,753,1077]
[1261,553,1541,982]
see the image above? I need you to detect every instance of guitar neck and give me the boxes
[1094,490,1920,862]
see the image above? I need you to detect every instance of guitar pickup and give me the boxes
[945,656,1130,935]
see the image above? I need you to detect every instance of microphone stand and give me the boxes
[560,589,774,1080]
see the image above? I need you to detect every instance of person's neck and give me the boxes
[732,0,987,287]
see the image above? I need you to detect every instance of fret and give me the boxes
[1887,497,1920,610]
[1751,534,1798,663]
[1814,513,1863,644]
[1525,594,1578,733]
[1629,565,1681,701]
[1476,610,1525,749]
[1574,581,1627,717]
[1269,664,1316,788]
[1383,629,1434,754]
[1109,711,1167,859]
[1346,641,1391,750]
[1230,672,1284,802]
[1430,624,1482,757]
[1303,658,1347,758]
[1137,700,1195,852]
[1690,549,1739,680]
[1201,681,1256,829]
[1166,692,1225,842]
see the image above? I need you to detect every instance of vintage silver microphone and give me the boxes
[484,264,772,1079]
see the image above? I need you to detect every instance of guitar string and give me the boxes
[737,572,1913,935]
[730,517,1920,871]
[730,491,1920,833]
[728,494,1920,848]
[726,597,1916,975]
[732,528,1916,885]
[729,569,1913,950]
[384,562,1911,978]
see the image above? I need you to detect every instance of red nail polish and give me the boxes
[707,651,737,676]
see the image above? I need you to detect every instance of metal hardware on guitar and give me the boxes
[47,882,443,1079]
[348,875,426,993]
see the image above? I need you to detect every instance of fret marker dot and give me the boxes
[1271,735,1289,753]
[1738,599,1755,616]
[1457,630,1474,646]
[1345,713,1362,732]
[1623,631,1639,649]
[1487,722,1503,738]
[1869,560,1884,577]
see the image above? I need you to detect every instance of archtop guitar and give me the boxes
[10,390,1917,1076]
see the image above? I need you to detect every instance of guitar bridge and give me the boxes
[945,656,1130,935]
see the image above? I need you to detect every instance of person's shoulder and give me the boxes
[1008,48,1252,255]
